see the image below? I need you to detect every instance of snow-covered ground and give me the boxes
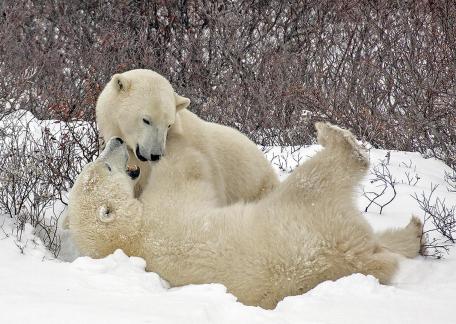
[1,127,455,323]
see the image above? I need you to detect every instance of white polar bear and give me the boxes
[96,69,278,202]
[67,123,422,309]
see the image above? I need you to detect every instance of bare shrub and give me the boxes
[0,111,98,256]
[413,185,456,259]
[264,146,307,175]
[0,1,453,167]
[400,160,421,187]
[445,170,456,193]
[363,154,398,214]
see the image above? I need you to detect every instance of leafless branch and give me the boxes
[412,184,456,258]
[363,155,398,214]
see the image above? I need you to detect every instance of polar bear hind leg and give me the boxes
[275,122,369,204]
[376,216,423,258]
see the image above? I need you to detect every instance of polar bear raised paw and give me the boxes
[316,122,359,149]
[315,122,368,168]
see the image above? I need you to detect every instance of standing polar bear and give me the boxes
[96,69,278,201]
[68,123,422,309]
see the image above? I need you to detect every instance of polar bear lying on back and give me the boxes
[96,69,278,201]
[68,123,422,309]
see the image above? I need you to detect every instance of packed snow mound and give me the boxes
[71,249,170,293]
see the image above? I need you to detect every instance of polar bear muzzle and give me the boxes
[126,164,140,179]
[135,144,162,162]
[100,137,141,180]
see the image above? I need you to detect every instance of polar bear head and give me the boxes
[96,69,190,162]
[67,137,144,257]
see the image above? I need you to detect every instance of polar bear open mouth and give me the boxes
[126,164,140,179]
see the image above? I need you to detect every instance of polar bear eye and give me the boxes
[168,124,171,128]
[143,118,151,125]
[105,163,112,172]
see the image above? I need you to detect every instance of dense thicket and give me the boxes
[1,0,455,165]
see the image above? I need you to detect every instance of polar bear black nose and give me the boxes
[150,154,161,161]
[114,137,124,144]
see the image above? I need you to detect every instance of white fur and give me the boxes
[96,69,279,201]
[68,123,422,309]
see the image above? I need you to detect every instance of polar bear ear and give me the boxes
[175,93,190,111]
[112,74,131,92]
[98,205,115,223]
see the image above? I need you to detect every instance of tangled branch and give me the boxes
[363,156,397,214]
[412,184,456,258]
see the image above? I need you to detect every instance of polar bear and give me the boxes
[68,123,422,309]
[96,69,278,201]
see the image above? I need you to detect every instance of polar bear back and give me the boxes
[176,109,278,204]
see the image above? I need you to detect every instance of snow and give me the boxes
[1,125,456,323]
